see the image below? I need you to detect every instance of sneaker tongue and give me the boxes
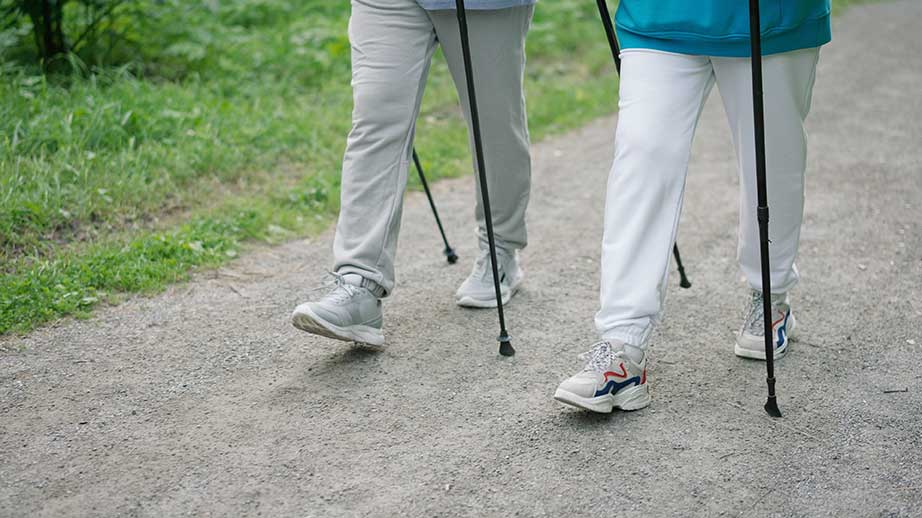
[606,339,636,360]
[341,273,364,287]
[621,343,644,364]
[474,250,493,280]
[475,248,511,279]
[581,340,644,373]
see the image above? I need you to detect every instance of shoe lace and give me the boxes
[578,341,622,373]
[744,290,765,334]
[311,272,359,304]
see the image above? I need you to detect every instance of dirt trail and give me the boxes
[2,2,921,516]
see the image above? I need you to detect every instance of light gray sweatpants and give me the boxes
[332,0,533,296]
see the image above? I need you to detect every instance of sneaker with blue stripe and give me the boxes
[554,341,651,413]
[735,290,796,360]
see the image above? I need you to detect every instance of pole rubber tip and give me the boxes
[445,248,458,264]
[764,397,782,418]
[499,340,515,357]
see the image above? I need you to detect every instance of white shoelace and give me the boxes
[578,341,622,373]
[311,272,358,304]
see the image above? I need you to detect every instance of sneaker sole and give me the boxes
[553,384,651,413]
[455,277,523,309]
[291,306,385,349]
[734,313,796,361]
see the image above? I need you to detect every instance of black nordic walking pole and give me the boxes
[594,0,692,289]
[748,0,782,418]
[453,0,514,357]
[412,148,459,264]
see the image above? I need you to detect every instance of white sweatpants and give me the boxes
[596,48,821,348]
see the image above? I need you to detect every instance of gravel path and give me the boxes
[2,2,920,516]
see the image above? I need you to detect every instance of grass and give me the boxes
[0,0,867,335]
[0,0,616,334]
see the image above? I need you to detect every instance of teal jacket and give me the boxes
[615,1,832,57]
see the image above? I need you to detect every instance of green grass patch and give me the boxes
[0,192,333,333]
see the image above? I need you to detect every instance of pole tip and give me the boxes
[445,248,458,264]
[764,397,782,418]
[499,340,515,357]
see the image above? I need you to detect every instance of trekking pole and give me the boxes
[453,0,515,357]
[594,0,692,289]
[747,0,782,418]
[412,148,459,264]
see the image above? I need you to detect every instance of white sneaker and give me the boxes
[455,247,524,308]
[554,341,651,413]
[735,290,796,360]
[291,273,385,349]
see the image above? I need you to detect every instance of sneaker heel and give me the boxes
[614,384,651,411]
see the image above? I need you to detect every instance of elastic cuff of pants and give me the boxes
[601,327,651,349]
[747,287,791,302]
[335,268,389,298]
[477,233,523,253]
[747,274,798,299]
[359,278,386,298]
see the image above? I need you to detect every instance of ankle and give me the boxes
[608,339,644,364]
[752,289,788,304]
[340,273,386,298]
[622,344,645,364]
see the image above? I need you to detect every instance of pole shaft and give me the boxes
[595,0,621,72]
[412,149,452,251]
[455,0,510,343]
[748,0,779,404]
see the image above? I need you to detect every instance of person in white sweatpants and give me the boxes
[554,0,830,413]
[596,48,819,348]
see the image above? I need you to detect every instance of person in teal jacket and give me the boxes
[617,1,831,57]
[554,1,831,414]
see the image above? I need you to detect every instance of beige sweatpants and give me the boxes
[332,0,534,295]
